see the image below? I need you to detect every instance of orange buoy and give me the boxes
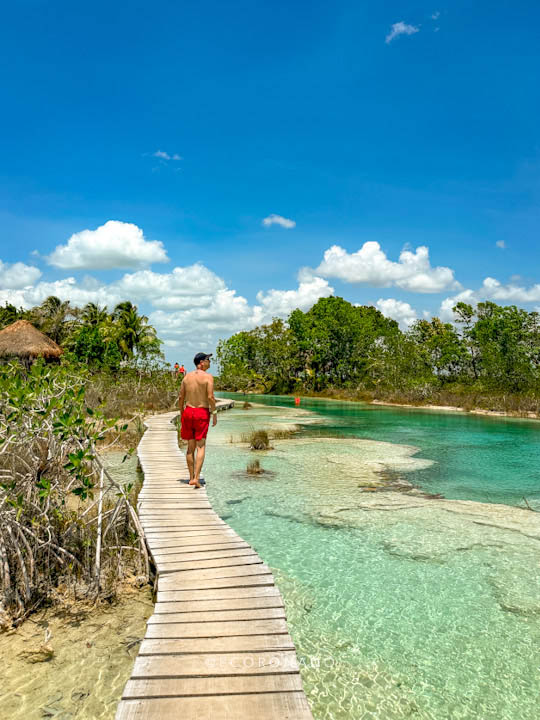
[294,397,301,405]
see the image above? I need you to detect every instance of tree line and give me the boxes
[0,297,162,370]
[216,297,540,406]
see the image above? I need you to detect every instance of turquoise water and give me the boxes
[200,397,540,720]
[218,393,540,508]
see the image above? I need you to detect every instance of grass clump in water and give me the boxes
[243,401,252,409]
[246,459,264,475]
[249,429,271,450]
[236,427,297,446]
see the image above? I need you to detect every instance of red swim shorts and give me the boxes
[181,406,210,441]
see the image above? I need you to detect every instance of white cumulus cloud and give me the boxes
[47,221,169,270]
[496,240,506,249]
[149,288,256,356]
[439,277,540,321]
[115,264,228,310]
[315,242,460,293]
[262,214,296,229]
[255,273,333,323]
[386,21,420,44]
[0,277,122,310]
[376,298,418,329]
[0,260,42,289]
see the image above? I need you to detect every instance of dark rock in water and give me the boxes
[226,497,250,505]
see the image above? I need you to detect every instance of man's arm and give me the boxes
[207,374,217,426]
[179,378,186,411]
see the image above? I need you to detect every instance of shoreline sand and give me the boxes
[369,398,540,420]
[221,391,540,422]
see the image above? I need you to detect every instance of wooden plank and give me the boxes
[142,507,225,526]
[138,494,198,499]
[156,576,274,592]
[158,563,270,582]
[147,537,244,548]
[116,693,312,720]
[144,526,235,534]
[141,500,219,522]
[138,497,199,501]
[140,501,212,506]
[147,608,286,623]
[145,533,237,542]
[151,548,255,562]
[145,619,289,639]
[149,542,250,554]
[140,500,206,505]
[156,555,262,574]
[144,529,233,537]
[142,515,220,521]
[123,673,303,698]
[153,596,285,613]
[157,585,282,603]
[140,505,214,510]
[140,511,216,516]
[142,521,225,529]
[133,649,298,676]
[139,488,193,492]
[140,510,214,516]
[139,634,295,655]
[140,511,215,517]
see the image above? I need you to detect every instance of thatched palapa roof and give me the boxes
[0,320,63,359]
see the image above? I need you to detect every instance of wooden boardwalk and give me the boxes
[116,407,313,719]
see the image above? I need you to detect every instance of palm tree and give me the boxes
[0,303,20,330]
[31,296,74,344]
[112,301,136,322]
[81,303,108,328]
[112,302,161,359]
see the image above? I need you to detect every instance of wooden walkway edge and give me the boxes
[116,405,313,719]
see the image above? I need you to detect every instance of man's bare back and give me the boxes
[180,369,216,411]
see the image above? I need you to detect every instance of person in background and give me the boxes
[178,353,217,488]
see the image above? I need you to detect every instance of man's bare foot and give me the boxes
[189,479,202,488]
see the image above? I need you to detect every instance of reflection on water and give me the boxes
[203,400,540,720]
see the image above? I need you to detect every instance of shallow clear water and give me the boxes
[202,398,540,720]
[218,393,540,508]
[0,587,153,720]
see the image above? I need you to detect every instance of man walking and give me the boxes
[178,352,217,488]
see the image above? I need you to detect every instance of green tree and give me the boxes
[470,302,540,392]
[0,303,20,329]
[81,303,108,327]
[30,296,74,344]
[289,297,398,389]
[112,302,161,359]
[408,318,465,380]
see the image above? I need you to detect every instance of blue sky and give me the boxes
[1,1,540,362]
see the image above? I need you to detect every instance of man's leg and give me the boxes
[190,439,206,488]
[186,439,196,483]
